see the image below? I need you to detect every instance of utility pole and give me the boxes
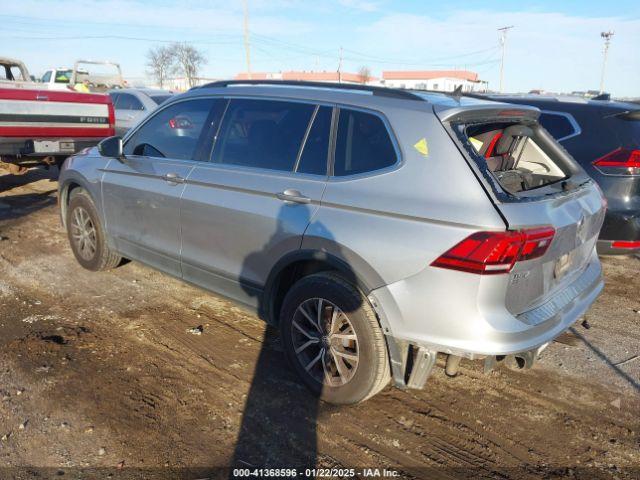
[242,0,252,79]
[599,30,614,94]
[498,26,514,93]
[337,46,343,83]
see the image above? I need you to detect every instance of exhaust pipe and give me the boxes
[445,354,462,377]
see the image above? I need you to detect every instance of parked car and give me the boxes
[58,81,605,404]
[0,57,115,175]
[107,88,174,136]
[482,94,640,254]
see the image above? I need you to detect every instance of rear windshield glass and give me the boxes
[150,94,171,105]
[605,112,640,147]
[461,121,569,194]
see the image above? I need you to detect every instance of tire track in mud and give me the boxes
[2,177,640,476]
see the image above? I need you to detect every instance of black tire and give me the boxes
[279,272,390,404]
[66,189,121,271]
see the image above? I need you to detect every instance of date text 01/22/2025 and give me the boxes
[232,468,400,477]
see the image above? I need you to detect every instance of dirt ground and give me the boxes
[0,168,639,480]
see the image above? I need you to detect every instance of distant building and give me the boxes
[163,76,220,91]
[235,71,377,85]
[381,70,486,92]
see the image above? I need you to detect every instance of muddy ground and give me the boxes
[0,168,639,480]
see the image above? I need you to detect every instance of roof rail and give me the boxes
[198,79,426,101]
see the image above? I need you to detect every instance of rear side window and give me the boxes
[212,99,315,172]
[108,92,120,108]
[296,106,332,175]
[41,71,52,83]
[539,112,578,140]
[150,94,171,105]
[117,93,144,111]
[334,109,397,176]
[124,98,218,160]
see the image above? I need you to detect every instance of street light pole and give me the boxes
[498,26,514,93]
[600,31,614,94]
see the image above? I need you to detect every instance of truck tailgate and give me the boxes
[0,87,114,138]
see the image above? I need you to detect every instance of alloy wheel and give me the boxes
[70,206,97,261]
[291,298,359,387]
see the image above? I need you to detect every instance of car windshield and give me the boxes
[150,95,171,105]
[54,69,73,83]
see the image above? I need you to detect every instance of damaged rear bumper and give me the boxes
[369,256,603,390]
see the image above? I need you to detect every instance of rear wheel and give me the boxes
[66,189,121,271]
[280,272,390,404]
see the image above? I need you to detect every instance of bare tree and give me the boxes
[358,65,372,84]
[146,45,175,89]
[172,42,207,88]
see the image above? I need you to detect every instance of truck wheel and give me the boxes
[66,189,121,271]
[279,272,390,404]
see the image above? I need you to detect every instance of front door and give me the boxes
[101,97,218,277]
[180,99,333,310]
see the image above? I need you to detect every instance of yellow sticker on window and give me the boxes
[414,138,429,157]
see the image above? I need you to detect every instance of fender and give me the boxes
[261,248,385,324]
[58,156,109,230]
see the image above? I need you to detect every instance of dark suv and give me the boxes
[483,94,640,254]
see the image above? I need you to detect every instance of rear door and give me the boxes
[180,98,332,309]
[102,97,217,277]
[437,104,606,315]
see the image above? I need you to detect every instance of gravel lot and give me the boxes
[1,168,639,479]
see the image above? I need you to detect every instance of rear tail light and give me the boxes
[431,227,555,275]
[593,148,640,173]
[611,240,640,249]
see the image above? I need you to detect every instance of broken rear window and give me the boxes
[461,121,569,195]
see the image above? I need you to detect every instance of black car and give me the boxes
[483,94,640,254]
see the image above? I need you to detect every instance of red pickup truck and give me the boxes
[0,57,115,174]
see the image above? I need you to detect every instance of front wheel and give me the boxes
[66,189,121,271]
[280,272,390,404]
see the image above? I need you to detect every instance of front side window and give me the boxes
[212,99,315,172]
[117,93,144,111]
[41,71,52,83]
[334,109,397,176]
[539,112,577,140]
[124,98,218,160]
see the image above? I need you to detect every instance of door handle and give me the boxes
[162,173,185,184]
[276,189,311,204]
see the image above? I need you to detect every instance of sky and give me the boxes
[2,0,639,96]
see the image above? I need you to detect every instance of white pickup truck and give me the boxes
[0,57,115,174]
[40,60,124,92]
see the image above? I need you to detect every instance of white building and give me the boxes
[235,71,378,85]
[381,70,487,92]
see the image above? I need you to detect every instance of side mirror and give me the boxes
[98,136,123,159]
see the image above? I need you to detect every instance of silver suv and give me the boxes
[58,81,606,404]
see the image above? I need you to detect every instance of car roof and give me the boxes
[176,81,526,117]
[107,88,173,96]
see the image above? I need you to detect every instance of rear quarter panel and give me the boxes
[303,104,506,290]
